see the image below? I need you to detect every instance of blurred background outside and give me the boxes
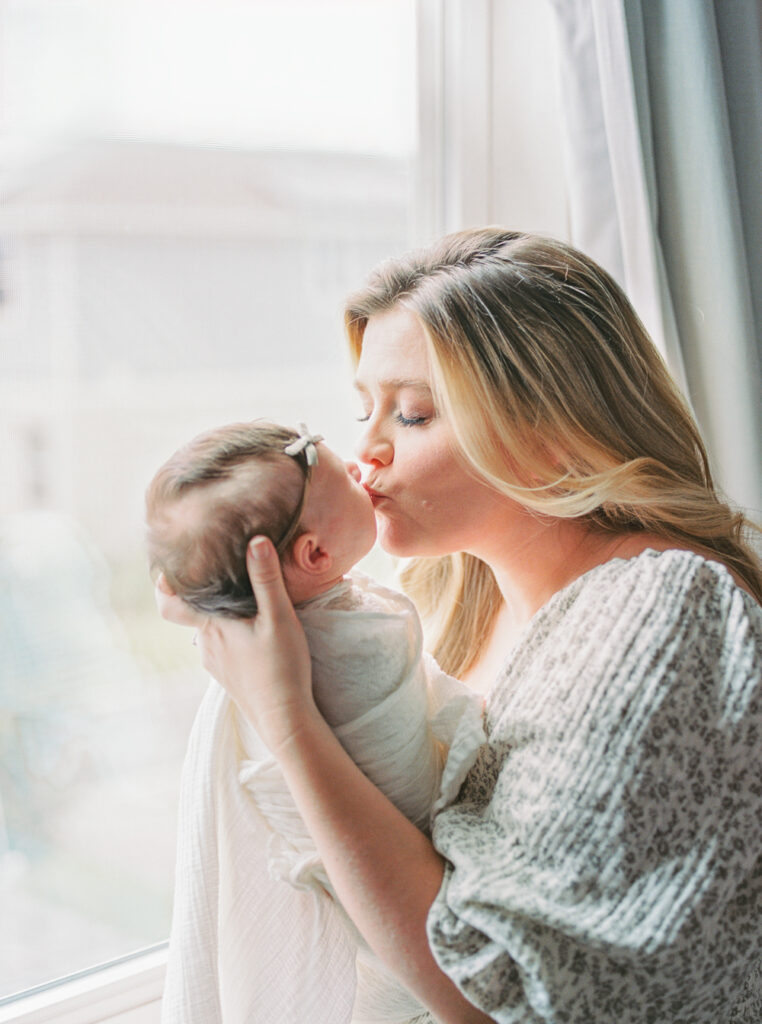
[0,0,416,995]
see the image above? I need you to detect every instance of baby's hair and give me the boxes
[145,421,312,618]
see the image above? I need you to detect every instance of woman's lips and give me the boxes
[363,485,387,507]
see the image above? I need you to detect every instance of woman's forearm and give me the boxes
[272,708,495,1024]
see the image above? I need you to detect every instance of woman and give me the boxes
[158,229,762,1023]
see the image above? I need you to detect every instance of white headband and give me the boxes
[284,423,324,467]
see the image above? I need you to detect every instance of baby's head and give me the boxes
[146,421,376,616]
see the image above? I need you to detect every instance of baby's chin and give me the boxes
[348,518,378,564]
[363,525,378,556]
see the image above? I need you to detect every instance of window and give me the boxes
[0,0,417,1003]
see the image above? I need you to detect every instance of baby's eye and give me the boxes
[355,413,370,423]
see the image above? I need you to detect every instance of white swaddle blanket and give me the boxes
[161,572,486,1024]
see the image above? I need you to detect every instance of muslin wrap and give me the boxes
[161,572,486,1024]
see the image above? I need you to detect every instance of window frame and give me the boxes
[414,0,492,240]
[0,947,166,1024]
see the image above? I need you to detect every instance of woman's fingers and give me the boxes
[246,536,295,624]
[154,541,291,631]
[154,572,204,627]
[153,542,314,751]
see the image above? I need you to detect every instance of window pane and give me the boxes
[0,0,416,995]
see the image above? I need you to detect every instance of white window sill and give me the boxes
[0,946,166,1024]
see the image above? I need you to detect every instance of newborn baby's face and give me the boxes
[300,444,377,573]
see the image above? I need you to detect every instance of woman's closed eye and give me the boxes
[355,411,430,427]
[395,412,429,427]
[355,408,431,426]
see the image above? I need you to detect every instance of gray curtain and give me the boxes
[551,0,762,516]
[626,0,762,515]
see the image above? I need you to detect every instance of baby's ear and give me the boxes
[289,532,333,576]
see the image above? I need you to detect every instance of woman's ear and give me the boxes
[289,531,333,576]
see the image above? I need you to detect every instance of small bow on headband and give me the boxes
[284,423,324,467]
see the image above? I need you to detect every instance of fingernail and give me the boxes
[249,537,269,561]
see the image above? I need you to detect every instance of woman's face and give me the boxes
[354,306,508,559]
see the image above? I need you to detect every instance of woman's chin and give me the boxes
[375,520,439,560]
[375,519,413,559]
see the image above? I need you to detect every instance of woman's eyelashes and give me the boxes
[355,410,430,427]
[395,412,429,427]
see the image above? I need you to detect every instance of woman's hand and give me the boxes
[154,571,204,627]
[156,538,316,753]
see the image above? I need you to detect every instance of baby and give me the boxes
[146,421,484,1024]
[146,421,375,619]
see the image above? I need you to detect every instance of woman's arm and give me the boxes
[270,707,489,1022]
[157,538,495,1024]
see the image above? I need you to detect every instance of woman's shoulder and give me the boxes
[553,545,760,632]
[489,546,761,722]
[570,546,759,662]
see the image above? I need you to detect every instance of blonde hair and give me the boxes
[145,421,312,617]
[345,228,762,676]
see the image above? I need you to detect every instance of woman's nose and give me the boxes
[355,421,393,467]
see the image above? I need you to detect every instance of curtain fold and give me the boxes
[549,0,762,515]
